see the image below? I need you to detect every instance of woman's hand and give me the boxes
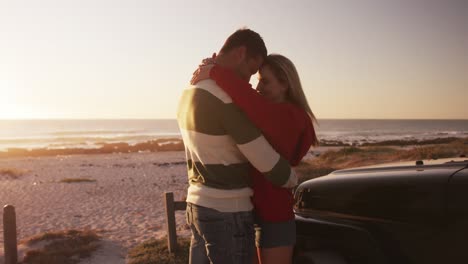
[190,53,216,85]
[191,64,215,85]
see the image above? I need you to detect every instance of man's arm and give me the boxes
[222,103,297,188]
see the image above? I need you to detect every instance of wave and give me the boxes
[1,131,467,151]
[0,138,185,158]
[49,130,145,136]
[0,119,466,151]
[316,131,468,146]
[0,133,182,151]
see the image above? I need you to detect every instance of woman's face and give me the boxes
[256,65,288,102]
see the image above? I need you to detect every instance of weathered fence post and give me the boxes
[164,192,178,253]
[3,205,18,264]
[164,192,187,253]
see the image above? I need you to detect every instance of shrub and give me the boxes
[127,236,190,264]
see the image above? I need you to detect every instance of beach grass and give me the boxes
[19,229,100,264]
[319,136,466,147]
[298,138,468,183]
[0,167,28,179]
[59,178,97,183]
[127,236,190,264]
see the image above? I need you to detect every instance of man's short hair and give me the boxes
[220,28,267,60]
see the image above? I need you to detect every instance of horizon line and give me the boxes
[1,118,467,121]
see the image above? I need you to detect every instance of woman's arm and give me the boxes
[211,65,317,163]
[291,112,316,166]
[210,65,277,127]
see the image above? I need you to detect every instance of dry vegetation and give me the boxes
[297,138,468,183]
[127,236,190,264]
[59,178,97,183]
[0,167,29,179]
[19,229,101,264]
[0,138,185,158]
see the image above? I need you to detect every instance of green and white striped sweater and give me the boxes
[177,79,297,212]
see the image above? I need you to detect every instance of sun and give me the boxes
[0,80,34,119]
[0,98,35,119]
[0,100,50,119]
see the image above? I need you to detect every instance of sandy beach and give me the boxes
[0,151,190,263]
[0,139,466,263]
[0,139,338,264]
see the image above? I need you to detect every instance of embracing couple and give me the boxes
[177,28,318,264]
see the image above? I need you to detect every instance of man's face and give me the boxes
[237,55,264,81]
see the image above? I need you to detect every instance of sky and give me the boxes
[0,0,467,120]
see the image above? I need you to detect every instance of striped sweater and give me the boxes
[177,79,297,212]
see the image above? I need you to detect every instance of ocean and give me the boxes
[0,119,467,151]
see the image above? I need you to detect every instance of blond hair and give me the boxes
[262,54,319,145]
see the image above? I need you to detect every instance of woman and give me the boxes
[192,54,318,264]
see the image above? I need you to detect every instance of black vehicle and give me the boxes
[293,158,468,264]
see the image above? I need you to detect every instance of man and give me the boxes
[177,28,297,264]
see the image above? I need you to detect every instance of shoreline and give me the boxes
[0,138,184,159]
[1,136,467,159]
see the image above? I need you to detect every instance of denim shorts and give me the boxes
[255,216,296,248]
[186,202,255,264]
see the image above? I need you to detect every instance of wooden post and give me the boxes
[174,201,187,211]
[3,205,18,264]
[164,192,177,253]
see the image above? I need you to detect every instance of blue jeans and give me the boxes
[186,202,255,264]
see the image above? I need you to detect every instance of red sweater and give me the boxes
[210,66,315,222]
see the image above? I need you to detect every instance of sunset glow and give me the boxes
[0,0,466,120]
